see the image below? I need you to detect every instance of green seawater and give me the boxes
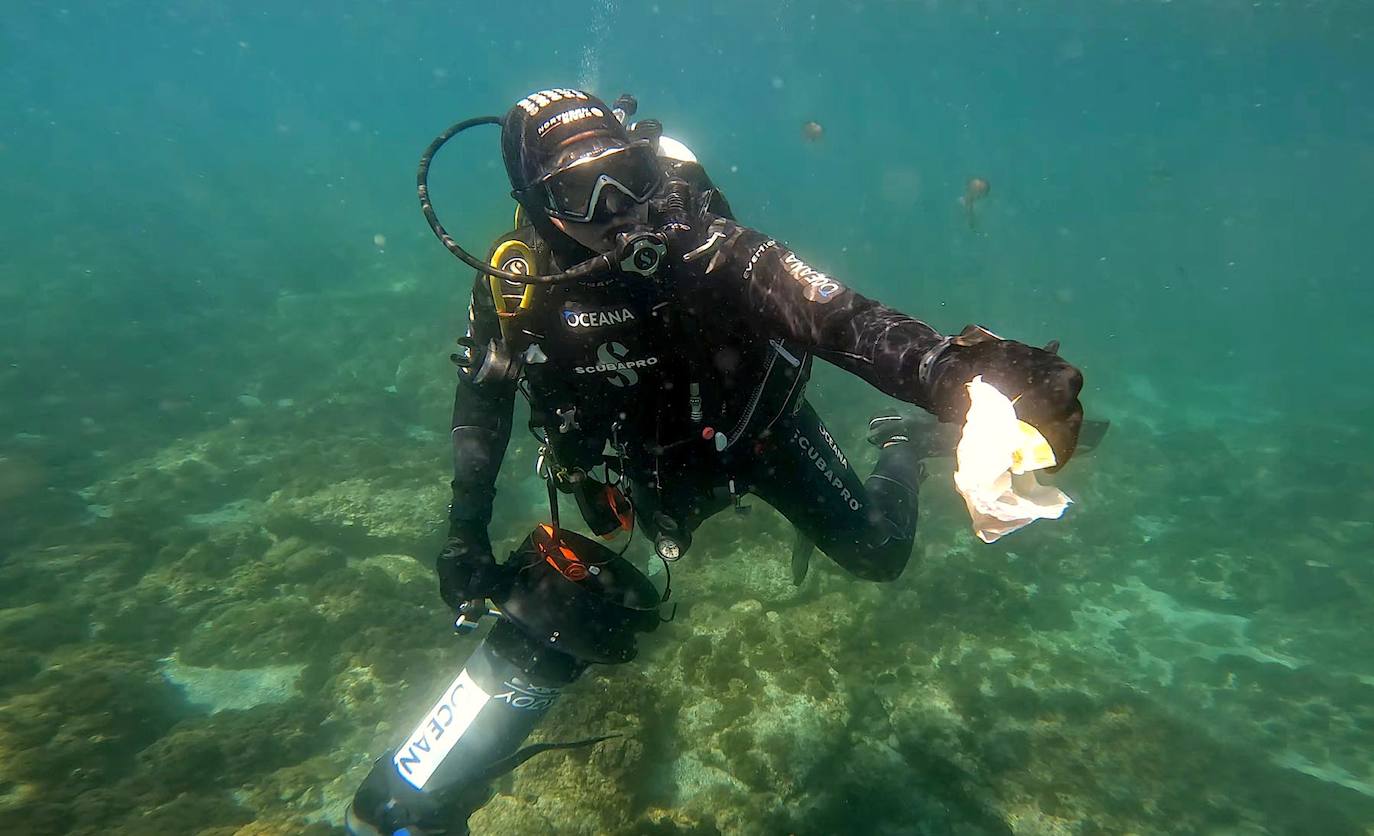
[2,1,1372,833]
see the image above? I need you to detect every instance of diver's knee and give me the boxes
[851,565,903,583]
[848,538,914,582]
[859,560,907,583]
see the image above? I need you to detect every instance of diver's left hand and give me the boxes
[652,176,732,264]
[657,214,735,270]
[928,326,1085,467]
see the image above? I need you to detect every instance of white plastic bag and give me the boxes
[953,376,1072,543]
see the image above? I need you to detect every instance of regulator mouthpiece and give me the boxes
[617,230,668,276]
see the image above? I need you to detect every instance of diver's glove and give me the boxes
[435,520,513,610]
[922,325,1085,467]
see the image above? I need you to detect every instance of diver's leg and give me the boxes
[346,619,586,836]
[749,402,930,582]
[861,409,942,553]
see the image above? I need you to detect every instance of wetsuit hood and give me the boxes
[501,89,629,192]
[501,89,635,266]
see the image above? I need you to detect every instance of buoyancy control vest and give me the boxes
[484,217,679,473]
[481,160,811,482]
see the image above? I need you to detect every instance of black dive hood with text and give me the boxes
[417,89,673,285]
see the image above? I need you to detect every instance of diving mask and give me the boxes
[514,141,663,223]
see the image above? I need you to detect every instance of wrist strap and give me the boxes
[917,337,954,387]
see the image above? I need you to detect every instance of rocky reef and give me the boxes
[2,278,1373,836]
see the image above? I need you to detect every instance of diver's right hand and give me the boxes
[435,521,513,610]
[925,326,1085,468]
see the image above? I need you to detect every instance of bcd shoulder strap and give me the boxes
[485,211,551,344]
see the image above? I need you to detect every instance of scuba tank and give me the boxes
[346,524,663,836]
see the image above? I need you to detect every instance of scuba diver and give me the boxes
[345,88,1085,835]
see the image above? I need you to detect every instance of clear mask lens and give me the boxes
[537,143,661,222]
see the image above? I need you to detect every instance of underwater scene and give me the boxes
[3,1,1373,834]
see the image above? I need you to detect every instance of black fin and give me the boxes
[472,734,621,785]
[1043,339,1060,355]
[791,528,815,586]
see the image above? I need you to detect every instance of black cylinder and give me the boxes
[346,623,583,834]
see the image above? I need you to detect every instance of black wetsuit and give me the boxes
[450,178,946,582]
[348,86,1087,835]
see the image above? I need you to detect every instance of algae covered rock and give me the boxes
[177,597,329,668]
[472,665,658,834]
[265,477,447,546]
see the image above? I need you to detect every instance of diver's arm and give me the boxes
[449,277,516,525]
[439,278,518,609]
[695,223,945,407]
[448,381,514,528]
[678,219,1085,462]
